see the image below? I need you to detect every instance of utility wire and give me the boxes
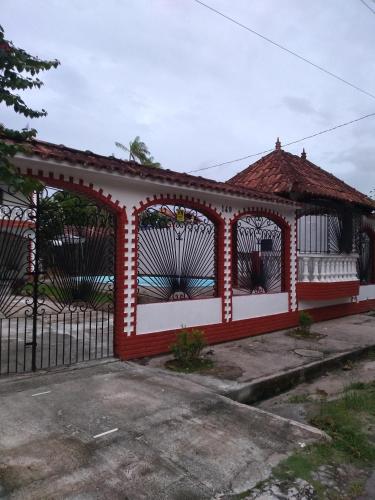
[359,0,375,14]
[193,0,375,100]
[188,111,375,174]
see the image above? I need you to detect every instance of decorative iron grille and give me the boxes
[137,205,216,302]
[233,215,283,294]
[297,207,361,254]
[0,186,115,376]
[358,231,374,284]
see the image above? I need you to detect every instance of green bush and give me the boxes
[299,311,313,335]
[170,328,206,366]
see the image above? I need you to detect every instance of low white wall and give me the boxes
[136,297,222,334]
[232,293,289,321]
[358,285,375,301]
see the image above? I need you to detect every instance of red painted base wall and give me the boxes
[116,298,375,360]
[297,281,360,300]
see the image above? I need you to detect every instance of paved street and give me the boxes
[0,360,324,499]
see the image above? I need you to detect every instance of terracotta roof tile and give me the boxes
[229,148,375,210]
[2,135,296,206]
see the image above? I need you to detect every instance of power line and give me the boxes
[359,0,375,14]
[188,111,375,174]
[192,0,375,100]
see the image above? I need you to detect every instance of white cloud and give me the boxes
[1,0,375,191]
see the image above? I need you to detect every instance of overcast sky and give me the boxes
[1,0,375,194]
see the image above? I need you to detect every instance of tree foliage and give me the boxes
[0,24,60,194]
[39,190,112,240]
[115,136,161,168]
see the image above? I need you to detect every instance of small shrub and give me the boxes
[299,311,313,335]
[170,328,206,366]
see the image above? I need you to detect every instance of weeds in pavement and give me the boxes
[273,380,375,497]
[288,393,311,404]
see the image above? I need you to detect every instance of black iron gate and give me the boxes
[0,187,115,376]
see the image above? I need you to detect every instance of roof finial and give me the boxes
[275,137,281,150]
[301,148,307,160]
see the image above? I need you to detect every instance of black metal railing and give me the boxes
[0,310,113,375]
[297,208,360,255]
[137,205,217,303]
[0,186,115,376]
[233,215,283,294]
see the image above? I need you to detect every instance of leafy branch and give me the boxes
[0,24,60,194]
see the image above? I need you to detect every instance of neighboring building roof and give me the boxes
[229,139,375,211]
[4,135,296,207]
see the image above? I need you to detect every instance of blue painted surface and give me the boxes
[75,276,215,287]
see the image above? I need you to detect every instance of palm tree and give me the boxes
[115,136,161,168]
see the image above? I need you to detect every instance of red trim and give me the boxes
[29,173,127,359]
[292,214,298,310]
[297,281,360,300]
[131,195,226,334]
[115,297,375,360]
[229,209,292,310]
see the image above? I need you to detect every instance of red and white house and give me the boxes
[7,135,375,360]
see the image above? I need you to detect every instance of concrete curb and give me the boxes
[246,404,331,442]
[220,344,375,404]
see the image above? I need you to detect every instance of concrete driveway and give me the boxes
[0,361,324,499]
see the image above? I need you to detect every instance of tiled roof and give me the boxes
[4,135,296,206]
[229,144,375,210]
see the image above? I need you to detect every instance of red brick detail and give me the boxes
[229,209,292,310]
[29,173,127,358]
[292,214,298,310]
[131,196,226,334]
[297,281,360,301]
[114,298,375,360]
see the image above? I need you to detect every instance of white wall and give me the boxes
[14,155,297,336]
[359,285,375,301]
[136,297,222,334]
[232,292,289,321]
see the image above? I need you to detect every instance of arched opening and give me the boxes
[0,183,121,375]
[137,203,218,303]
[232,214,285,295]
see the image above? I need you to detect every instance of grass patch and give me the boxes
[347,479,365,497]
[20,282,112,305]
[272,380,375,497]
[288,393,311,404]
[344,381,367,391]
[286,328,325,341]
[164,358,214,373]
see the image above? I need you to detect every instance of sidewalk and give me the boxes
[145,312,375,402]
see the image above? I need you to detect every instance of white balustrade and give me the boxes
[298,253,359,282]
